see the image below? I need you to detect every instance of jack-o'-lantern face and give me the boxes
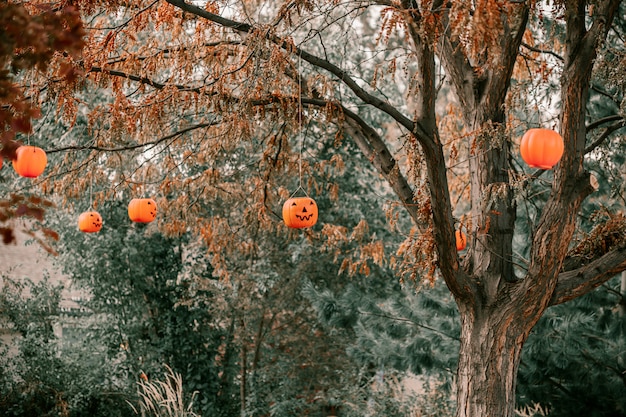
[282,197,318,229]
[128,198,157,223]
[78,211,103,233]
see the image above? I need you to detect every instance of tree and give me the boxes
[0,2,83,247]
[0,2,83,141]
[0,274,132,417]
[14,1,626,416]
[53,200,240,417]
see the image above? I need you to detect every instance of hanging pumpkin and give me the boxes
[78,211,103,233]
[128,198,157,223]
[282,197,318,229]
[455,230,467,251]
[520,128,564,169]
[12,145,47,178]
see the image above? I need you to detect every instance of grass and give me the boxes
[129,365,199,417]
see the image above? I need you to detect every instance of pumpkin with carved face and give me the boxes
[128,198,157,223]
[282,197,318,229]
[78,211,103,233]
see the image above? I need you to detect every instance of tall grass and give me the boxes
[129,365,199,417]
[516,403,549,417]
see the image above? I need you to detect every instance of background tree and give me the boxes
[52,200,240,417]
[0,274,133,417]
[9,1,626,416]
[0,2,83,247]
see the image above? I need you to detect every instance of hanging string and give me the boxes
[89,172,93,210]
[297,50,303,190]
[288,50,309,199]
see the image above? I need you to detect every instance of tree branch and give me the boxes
[89,66,202,92]
[585,120,626,154]
[437,4,476,116]
[586,114,624,131]
[526,0,621,296]
[46,121,217,154]
[339,105,421,226]
[521,42,564,61]
[551,244,626,306]
[398,1,472,298]
[399,0,436,131]
[163,0,432,145]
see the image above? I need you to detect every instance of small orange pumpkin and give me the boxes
[78,211,103,233]
[520,128,564,169]
[282,197,318,229]
[12,145,47,178]
[128,198,157,223]
[455,230,467,251]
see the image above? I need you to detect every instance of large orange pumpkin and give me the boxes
[455,230,467,251]
[128,198,157,223]
[12,145,47,178]
[520,128,564,169]
[282,197,318,229]
[78,211,103,233]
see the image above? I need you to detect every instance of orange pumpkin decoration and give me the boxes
[282,197,318,229]
[0,156,3,170]
[12,145,47,178]
[520,128,564,169]
[455,230,467,251]
[78,211,103,233]
[128,198,157,223]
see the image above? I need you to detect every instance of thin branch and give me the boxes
[163,0,430,144]
[90,43,256,94]
[585,121,626,154]
[358,310,461,341]
[104,40,242,65]
[586,114,623,131]
[89,66,197,92]
[94,0,159,31]
[521,42,564,61]
[46,121,217,154]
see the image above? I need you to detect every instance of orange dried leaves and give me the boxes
[0,2,85,139]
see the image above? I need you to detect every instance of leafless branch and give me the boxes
[551,244,626,306]
[521,42,564,61]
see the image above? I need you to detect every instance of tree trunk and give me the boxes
[456,302,533,417]
[240,318,247,417]
[619,271,626,318]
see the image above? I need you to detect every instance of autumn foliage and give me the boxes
[2,1,626,417]
[0,2,84,146]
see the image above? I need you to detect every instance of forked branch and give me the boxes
[163,0,433,145]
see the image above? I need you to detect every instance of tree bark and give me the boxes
[240,318,247,417]
[620,271,626,317]
[456,303,532,417]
